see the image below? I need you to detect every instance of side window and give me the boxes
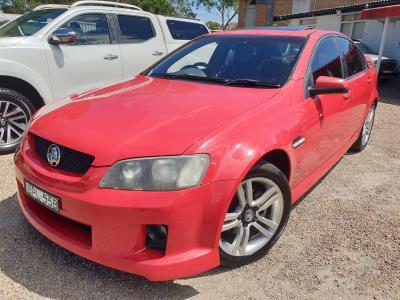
[60,14,110,45]
[117,15,155,43]
[166,20,209,40]
[336,37,366,77]
[309,37,343,85]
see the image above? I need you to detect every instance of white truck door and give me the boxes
[45,12,123,100]
[114,13,168,79]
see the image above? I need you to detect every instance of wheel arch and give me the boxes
[257,149,291,181]
[0,75,45,110]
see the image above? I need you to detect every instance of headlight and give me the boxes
[99,155,210,191]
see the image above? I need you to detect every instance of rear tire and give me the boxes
[0,88,35,155]
[219,162,291,267]
[350,103,376,153]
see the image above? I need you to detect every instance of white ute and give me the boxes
[0,1,209,153]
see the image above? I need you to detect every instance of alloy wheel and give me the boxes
[220,177,284,257]
[361,106,375,146]
[0,100,28,146]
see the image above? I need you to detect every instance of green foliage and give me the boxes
[206,21,221,30]
[170,0,196,18]
[195,0,238,29]
[2,0,73,14]
[1,0,185,16]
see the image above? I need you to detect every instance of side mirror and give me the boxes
[308,76,348,96]
[48,28,77,45]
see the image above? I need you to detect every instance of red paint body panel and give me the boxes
[15,29,379,281]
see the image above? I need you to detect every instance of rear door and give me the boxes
[45,12,123,100]
[335,36,371,139]
[114,13,167,79]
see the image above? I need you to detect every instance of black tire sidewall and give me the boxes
[219,162,292,267]
[0,88,35,155]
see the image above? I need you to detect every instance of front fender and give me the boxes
[0,58,53,104]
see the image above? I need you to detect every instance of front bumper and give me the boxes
[14,143,238,281]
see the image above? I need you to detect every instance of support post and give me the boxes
[376,16,390,73]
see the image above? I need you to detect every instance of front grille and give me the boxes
[33,134,95,175]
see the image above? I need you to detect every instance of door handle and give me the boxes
[343,90,351,101]
[152,51,164,56]
[103,54,118,60]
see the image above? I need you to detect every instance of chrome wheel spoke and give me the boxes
[9,119,26,132]
[0,128,4,143]
[238,226,250,255]
[251,185,277,207]
[237,184,247,209]
[222,219,241,232]
[245,180,253,204]
[253,222,273,239]
[231,224,244,254]
[259,193,280,212]
[257,215,278,230]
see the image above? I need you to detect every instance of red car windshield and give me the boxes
[148,35,307,87]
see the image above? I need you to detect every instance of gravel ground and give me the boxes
[0,81,399,299]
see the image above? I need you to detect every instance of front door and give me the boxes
[294,36,347,183]
[45,13,123,100]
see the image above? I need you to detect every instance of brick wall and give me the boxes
[238,0,248,28]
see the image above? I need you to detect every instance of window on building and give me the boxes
[299,18,317,28]
[117,15,155,43]
[340,13,365,40]
[309,37,343,85]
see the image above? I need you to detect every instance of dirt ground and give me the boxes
[0,80,399,299]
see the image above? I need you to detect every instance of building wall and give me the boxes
[363,20,400,63]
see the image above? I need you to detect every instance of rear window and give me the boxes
[166,20,208,40]
[117,15,155,43]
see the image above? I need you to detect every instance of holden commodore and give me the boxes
[14,27,378,281]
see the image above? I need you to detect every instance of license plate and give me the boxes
[25,180,60,213]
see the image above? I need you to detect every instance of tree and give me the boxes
[170,0,196,19]
[2,0,177,15]
[206,21,221,30]
[195,0,238,30]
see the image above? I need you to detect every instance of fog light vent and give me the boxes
[146,225,168,252]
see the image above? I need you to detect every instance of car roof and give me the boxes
[210,27,340,38]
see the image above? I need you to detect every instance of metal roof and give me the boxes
[274,0,400,21]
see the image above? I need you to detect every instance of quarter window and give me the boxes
[336,37,366,77]
[166,20,209,40]
[117,15,155,43]
[309,37,343,84]
[60,14,110,45]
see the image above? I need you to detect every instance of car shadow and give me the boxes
[0,194,199,300]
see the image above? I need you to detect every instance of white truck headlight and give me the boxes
[99,155,210,191]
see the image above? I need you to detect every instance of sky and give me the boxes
[194,5,239,24]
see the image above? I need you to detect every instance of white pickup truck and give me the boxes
[0,1,209,153]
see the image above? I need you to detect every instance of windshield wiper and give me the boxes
[224,79,281,88]
[153,73,225,84]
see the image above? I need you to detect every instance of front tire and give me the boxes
[0,88,35,155]
[219,162,291,267]
[350,103,376,152]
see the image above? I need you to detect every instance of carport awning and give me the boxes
[361,4,400,73]
[361,4,400,19]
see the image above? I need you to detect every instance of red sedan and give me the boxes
[14,28,378,281]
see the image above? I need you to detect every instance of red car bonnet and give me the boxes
[29,75,280,166]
